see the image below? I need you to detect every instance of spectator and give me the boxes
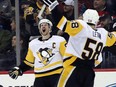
[98,15,116,37]
[0,0,12,18]
[0,33,27,71]
[93,0,109,17]
[51,0,74,38]
[0,25,12,54]
[106,0,116,19]
[22,0,53,36]
[52,0,91,37]
[20,0,33,17]
[11,33,28,62]
[98,14,113,32]
[10,16,30,48]
[57,0,92,18]
[20,0,39,36]
[78,0,92,16]
[0,0,12,31]
[63,0,74,20]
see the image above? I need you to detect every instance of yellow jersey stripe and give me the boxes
[35,68,63,78]
[57,16,67,31]
[63,56,77,67]
[34,61,62,71]
[25,48,35,63]
[57,66,75,87]
[65,21,83,36]
[59,41,67,56]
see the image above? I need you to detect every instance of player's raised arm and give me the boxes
[41,0,66,27]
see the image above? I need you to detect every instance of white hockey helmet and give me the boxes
[83,9,99,25]
[38,19,53,28]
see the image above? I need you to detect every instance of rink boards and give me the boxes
[0,69,116,87]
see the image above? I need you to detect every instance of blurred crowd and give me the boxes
[0,0,116,71]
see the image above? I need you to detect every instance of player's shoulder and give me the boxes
[78,19,87,24]
[29,38,39,45]
[97,27,108,32]
[74,19,88,27]
[30,37,38,42]
[52,35,66,41]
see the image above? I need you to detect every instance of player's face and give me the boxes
[99,19,110,28]
[39,22,51,36]
[93,0,105,10]
[10,20,16,31]
[12,36,16,47]
[63,5,73,13]
[12,36,23,47]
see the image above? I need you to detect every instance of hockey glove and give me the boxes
[9,67,23,79]
[41,0,59,11]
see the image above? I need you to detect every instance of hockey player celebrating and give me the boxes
[9,18,67,87]
[40,0,116,87]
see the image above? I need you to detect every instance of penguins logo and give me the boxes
[37,48,54,65]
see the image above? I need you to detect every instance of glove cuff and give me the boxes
[49,0,59,11]
[14,67,23,76]
[14,67,20,70]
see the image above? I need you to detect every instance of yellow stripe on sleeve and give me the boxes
[59,40,67,57]
[57,16,67,31]
[25,48,35,63]
[65,20,83,36]
[106,32,116,46]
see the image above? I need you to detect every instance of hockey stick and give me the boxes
[37,4,46,19]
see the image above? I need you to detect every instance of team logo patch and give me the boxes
[37,48,54,65]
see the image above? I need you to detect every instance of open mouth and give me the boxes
[42,28,46,32]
